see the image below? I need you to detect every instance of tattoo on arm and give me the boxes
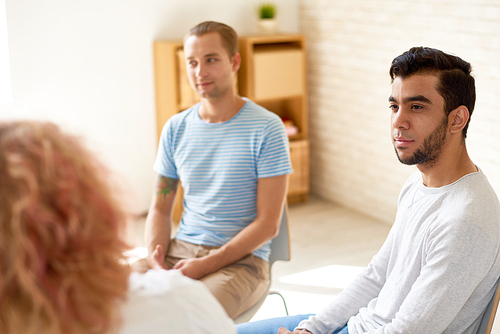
[156,176,178,199]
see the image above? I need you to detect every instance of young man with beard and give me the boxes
[135,21,293,320]
[236,47,500,334]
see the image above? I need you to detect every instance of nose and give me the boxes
[391,109,410,130]
[195,62,207,78]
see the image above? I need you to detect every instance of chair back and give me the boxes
[269,204,291,266]
[477,277,500,334]
[233,203,290,324]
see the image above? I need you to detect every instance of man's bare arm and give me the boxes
[144,175,179,269]
[173,174,288,279]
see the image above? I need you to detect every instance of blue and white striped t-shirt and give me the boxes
[154,99,293,261]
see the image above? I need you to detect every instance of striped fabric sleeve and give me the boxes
[257,116,294,178]
[154,116,180,179]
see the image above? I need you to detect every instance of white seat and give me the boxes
[233,204,290,324]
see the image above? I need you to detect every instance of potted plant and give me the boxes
[257,2,277,34]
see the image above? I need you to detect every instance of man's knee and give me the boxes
[201,256,270,318]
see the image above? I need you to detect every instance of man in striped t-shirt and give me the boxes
[141,21,293,319]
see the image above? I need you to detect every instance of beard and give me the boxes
[395,116,448,166]
[195,77,234,100]
[197,84,230,99]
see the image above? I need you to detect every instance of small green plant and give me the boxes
[258,2,277,19]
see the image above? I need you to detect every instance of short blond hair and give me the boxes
[185,21,239,57]
[0,121,130,334]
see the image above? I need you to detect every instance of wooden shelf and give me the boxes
[238,34,310,202]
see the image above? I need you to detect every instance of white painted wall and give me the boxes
[0,0,299,214]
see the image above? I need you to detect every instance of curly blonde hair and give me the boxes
[0,121,131,334]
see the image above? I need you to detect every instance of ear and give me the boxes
[449,106,469,134]
[231,52,241,73]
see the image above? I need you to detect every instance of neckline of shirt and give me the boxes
[195,99,249,126]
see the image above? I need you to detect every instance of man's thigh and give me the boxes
[201,252,269,319]
[163,238,198,269]
[165,239,270,319]
[236,316,347,334]
[236,314,314,334]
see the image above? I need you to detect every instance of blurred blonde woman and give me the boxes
[0,121,235,334]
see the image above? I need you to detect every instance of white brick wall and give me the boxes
[300,0,500,224]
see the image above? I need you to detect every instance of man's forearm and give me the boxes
[200,175,288,273]
[172,175,287,279]
[144,207,171,255]
[209,217,279,268]
[169,182,285,278]
[173,215,280,279]
[145,176,178,257]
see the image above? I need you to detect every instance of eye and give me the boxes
[411,104,423,110]
[207,57,217,63]
[389,104,399,112]
[187,60,197,67]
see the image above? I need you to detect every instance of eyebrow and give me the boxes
[388,95,432,104]
[186,52,220,60]
[203,53,220,58]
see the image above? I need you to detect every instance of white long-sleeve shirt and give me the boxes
[120,269,236,334]
[299,170,500,334]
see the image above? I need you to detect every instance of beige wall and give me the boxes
[300,0,500,224]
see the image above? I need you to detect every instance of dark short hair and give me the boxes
[184,21,238,57]
[389,47,476,138]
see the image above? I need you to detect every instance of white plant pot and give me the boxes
[258,19,277,35]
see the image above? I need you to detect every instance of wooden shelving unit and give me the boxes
[238,34,309,203]
[153,40,199,142]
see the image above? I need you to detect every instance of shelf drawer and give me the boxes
[253,47,305,100]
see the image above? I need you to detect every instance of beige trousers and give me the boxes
[164,238,270,319]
